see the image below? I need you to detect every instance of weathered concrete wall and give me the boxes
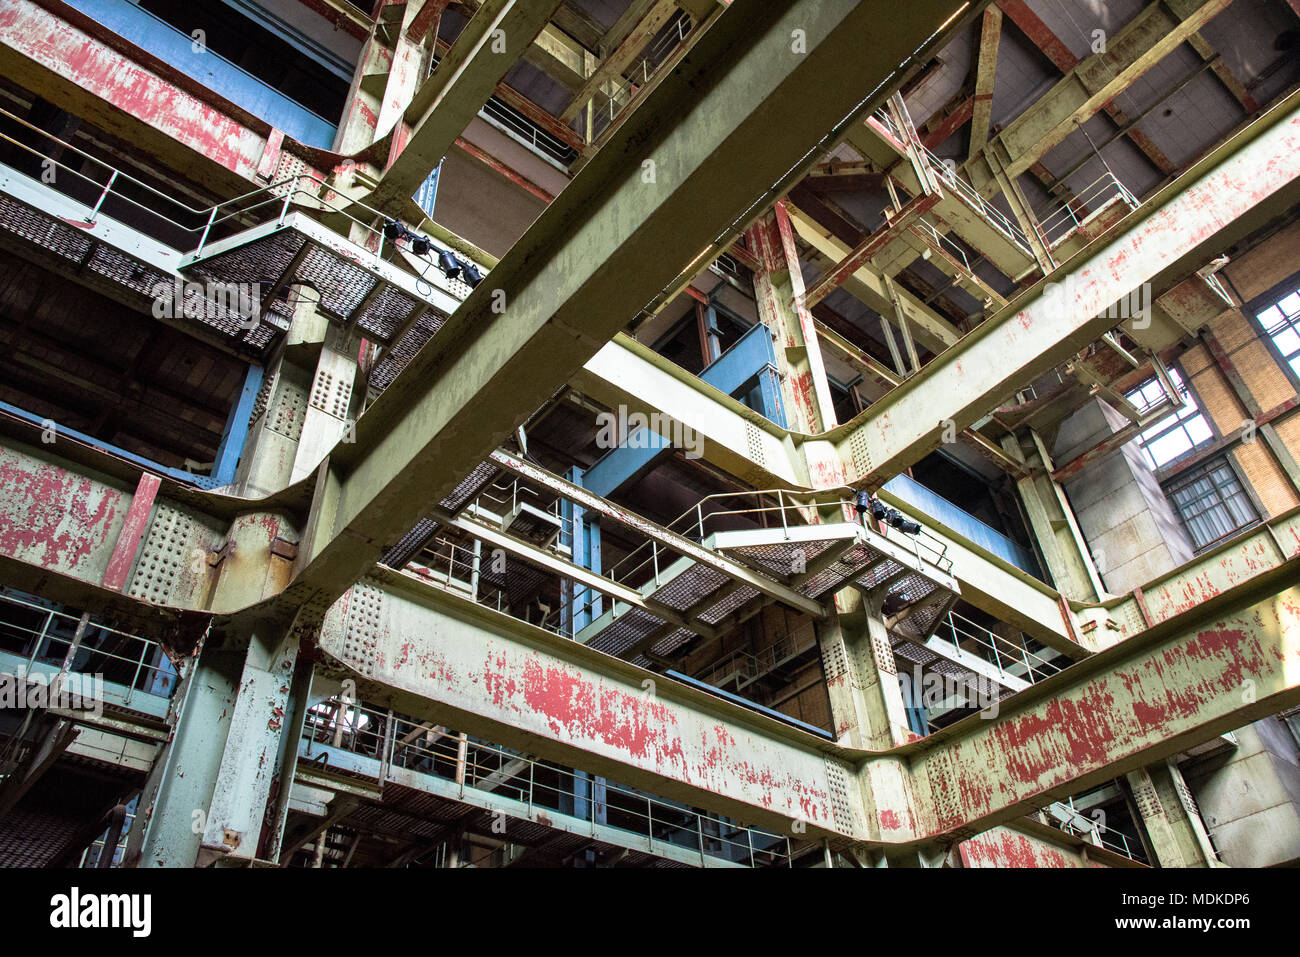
[1056,399,1194,594]
[1183,720,1300,868]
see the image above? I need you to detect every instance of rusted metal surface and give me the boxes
[803,192,940,309]
[912,575,1300,842]
[317,572,855,839]
[957,824,1117,868]
[833,94,1300,488]
[0,0,300,188]
[0,440,129,582]
[101,472,161,592]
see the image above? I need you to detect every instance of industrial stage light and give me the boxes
[460,261,484,288]
[383,219,403,241]
[410,235,431,256]
[854,490,872,515]
[885,509,922,536]
[438,249,461,278]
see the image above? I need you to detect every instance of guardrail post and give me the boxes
[85,170,118,224]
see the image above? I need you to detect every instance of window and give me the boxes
[1253,286,1300,379]
[1125,368,1214,469]
[1164,458,1259,551]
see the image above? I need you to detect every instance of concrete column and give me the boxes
[1002,428,1104,601]
[1126,761,1221,868]
[746,202,838,434]
[817,591,911,752]
[234,287,361,495]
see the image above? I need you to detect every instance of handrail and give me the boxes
[0,103,489,272]
[303,694,794,867]
[1034,171,1140,249]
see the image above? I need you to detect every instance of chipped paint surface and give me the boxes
[918,587,1300,838]
[318,581,846,836]
[0,443,126,577]
[838,104,1300,487]
[0,0,273,178]
[958,827,1097,868]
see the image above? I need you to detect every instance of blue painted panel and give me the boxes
[584,324,787,497]
[582,429,672,498]
[559,467,603,635]
[415,160,443,219]
[211,363,264,486]
[884,474,1042,578]
[66,0,337,148]
[0,400,222,489]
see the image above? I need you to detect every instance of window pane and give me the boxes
[1257,304,1283,328]
[1274,326,1300,358]
[1148,429,1193,466]
[1185,415,1213,444]
[1166,458,1259,551]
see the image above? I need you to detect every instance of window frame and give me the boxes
[1161,454,1261,553]
[1124,365,1217,471]
[1244,269,1300,395]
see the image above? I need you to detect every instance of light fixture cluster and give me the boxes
[853,491,921,536]
[383,218,484,288]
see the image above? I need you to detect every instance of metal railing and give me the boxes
[698,629,818,691]
[302,696,795,867]
[0,590,178,702]
[870,109,1035,257]
[588,11,695,140]
[428,52,577,166]
[1035,171,1140,249]
[933,609,1066,685]
[608,487,953,593]
[0,102,489,277]
[1042,798,1143,861]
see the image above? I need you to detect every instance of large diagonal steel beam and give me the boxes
[907,567,1300,844]
[293,0,977,612]
[830,91,1300,489]
[365,0,564,213]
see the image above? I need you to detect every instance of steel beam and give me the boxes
[316,569,860,839]
[907,568,1300,843]
[366,0,564,213]
[294,0,975,614]
[831,92,1300,488]
[990,0,1231,181]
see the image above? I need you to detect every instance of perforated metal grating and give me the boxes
[585,607,669,658]
[0,194,279,354]
[182,223,473,374]
[646,563,731,612]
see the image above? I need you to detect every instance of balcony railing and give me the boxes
[302,696,796,867]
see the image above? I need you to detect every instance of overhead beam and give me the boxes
[559,0,680,123]
[991,0,1233,181]
[787,202,962,354]
[833,91,1300,488]
[968,4,1001,158]
[317,570,857,839]
[366,0,564,212]
[295,0,976,613]
[910,570,1300,842]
